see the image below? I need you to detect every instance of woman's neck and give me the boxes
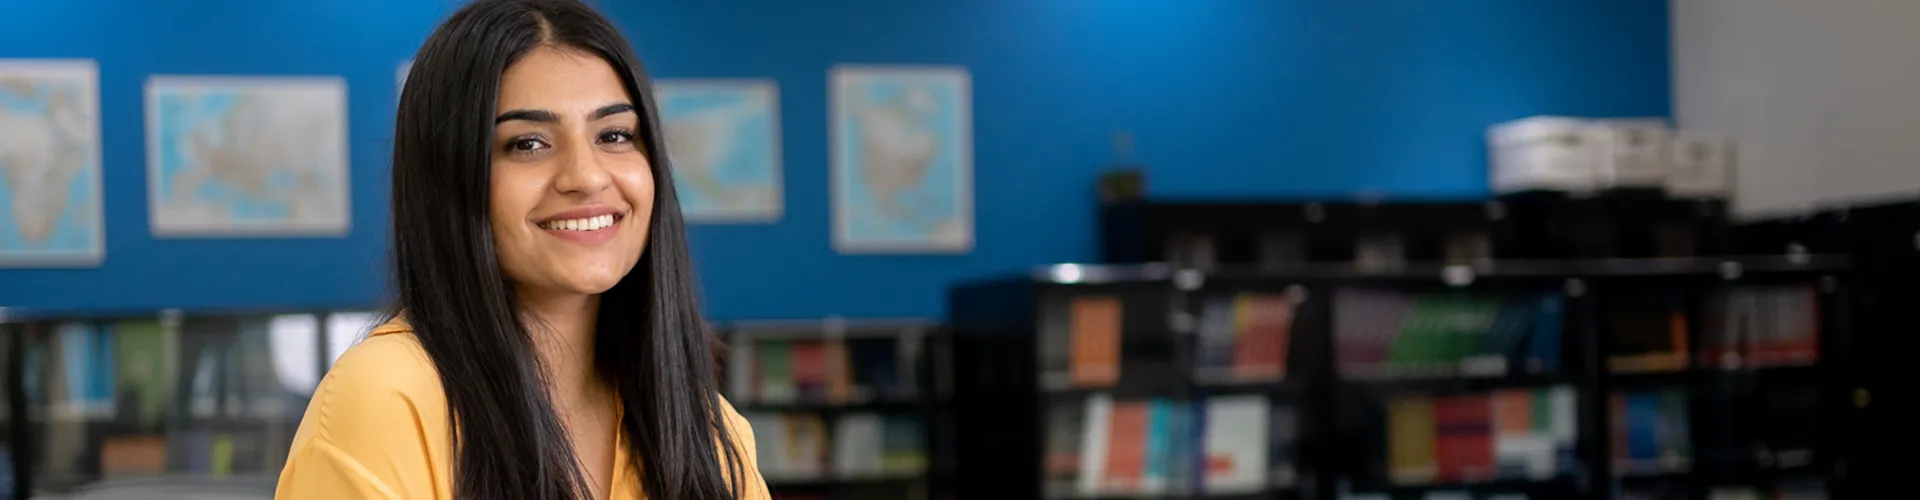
[516,289,610,409]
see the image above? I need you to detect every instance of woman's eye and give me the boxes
[599,129,634,144]
[507,138,547,154]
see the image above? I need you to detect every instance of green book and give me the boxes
[757,341,794,402]
[1383,297,1433,366]
[1452,297,1504,363]
[115,320,175,426]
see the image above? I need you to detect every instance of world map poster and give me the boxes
[0,59,104,267]
[656,79,783,223]
[830,66,973,254]
[146,76,350,237]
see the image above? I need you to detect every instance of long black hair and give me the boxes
[389,0,745,498]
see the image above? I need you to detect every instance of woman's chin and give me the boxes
[553,261,637,295]
[566,276,625,296]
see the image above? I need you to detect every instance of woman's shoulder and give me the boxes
[323,321,446,404]
[292,320,450,448]
[280,320,453,498]
[715,394,753,438]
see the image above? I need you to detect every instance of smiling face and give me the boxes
[490,45,655,297]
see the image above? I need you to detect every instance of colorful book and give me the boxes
[1070,296,1123,387]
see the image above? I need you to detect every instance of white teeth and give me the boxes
[541,214,617,231]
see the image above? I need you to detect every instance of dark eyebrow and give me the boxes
[591,103,636,121]
[495,104,634,124]
[495,109,558,124]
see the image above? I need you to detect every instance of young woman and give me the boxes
[276,0,769,498]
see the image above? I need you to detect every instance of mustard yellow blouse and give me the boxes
[275,320,771,499]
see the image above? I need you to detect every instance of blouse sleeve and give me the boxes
[719,397,772,500]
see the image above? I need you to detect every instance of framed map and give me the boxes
[655,79,783,223]
[830,65,973,253]
[146,76,350,237]
[0,59,104,267]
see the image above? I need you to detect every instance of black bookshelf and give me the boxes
[1,320,23,500]
[1099,196,1731,270]
[1731,198,1920,499]
[0,310,956,500]
[948,255,1850,500]
[0,306,369,499]
[718,318,949,500]
[1100,199,1508,267]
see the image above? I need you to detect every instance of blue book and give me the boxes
[1144,399,1170,487]
[57,322,92,414]
[1164,401,1197,492]
[1527,296,1565,373]
[90,323,117,415]
[1626,393,1663,462]
[0,446,12,500]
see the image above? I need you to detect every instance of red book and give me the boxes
[1233,294,1294,381]
[1104,401,1149,492]
[1433,395,1494,482]
[790,341,826,401]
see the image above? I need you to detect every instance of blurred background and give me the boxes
[2,0,1918,499]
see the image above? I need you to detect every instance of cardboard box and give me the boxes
[1488,116,1597,194]
[1590,119,1672,189]
[1666,132,1735,199]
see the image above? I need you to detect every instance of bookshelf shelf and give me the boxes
[952,255,1851,500]
[1603,365,1821,387]
[0,308,378,499]
[1044,494,1182,500]
[1199,492,1301,500]
[1604,365,1823,389]
[1347,477,1581,500]
[719,319,944,500]
[726,318,934,342]
[764,471,926,486]
[1041,383,1194,402]
[1194,379,1305,398]
[1077,256,1848,284]
[735,396,927,413]
[1341,374,1574,395]
[1604,369,1696,388]
[1045,493,1300,500]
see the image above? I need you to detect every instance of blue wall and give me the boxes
[0,0,1671,320]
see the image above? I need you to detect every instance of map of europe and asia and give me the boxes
[147,76,350,237]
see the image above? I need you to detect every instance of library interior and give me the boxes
[2,0,1917,499]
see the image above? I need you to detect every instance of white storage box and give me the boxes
[1666,132,1735,199]
[1488,116,1597,194]
[1590,118,1672,190]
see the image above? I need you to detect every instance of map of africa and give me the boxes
[0,60,103,267]
[656,80,782,222]
[148,77,350,236]
[831,66,973,253]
